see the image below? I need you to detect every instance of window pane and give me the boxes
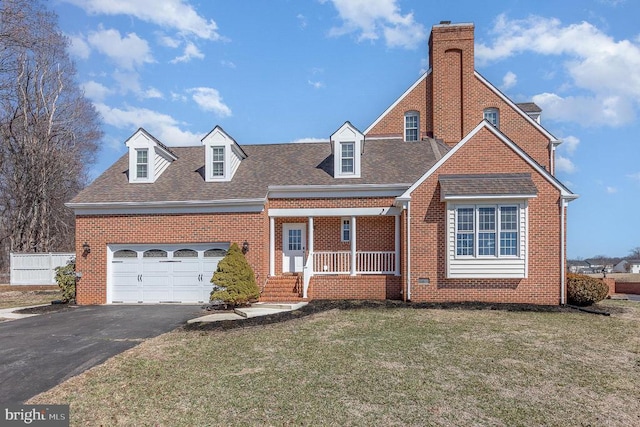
[342,219,350,241]
[174,249,198,258]
[456,233,474,256]
[478,232,496,256]
[114,249,137,258]
[212,162,224,176]
[136,164,148,178]
[341,143,354,158]
[136,150,147,163]
[500,206,518,231]
[341,158,354,173]
[143,249,167,258]
[457,208,474,231]
[212,146,224,161]
[500,232,518,256]
[205,248,228,258]
[478,207,495,231]
[288,229,302,251]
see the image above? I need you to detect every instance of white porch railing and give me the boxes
[313,251,395,275]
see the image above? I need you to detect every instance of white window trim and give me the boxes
[340,142,355,175]
[211,146,225,178]
[331,122,363,179]
[404,111,419,142]
[454,204,520,260]
[135,148,149,180]
[483,108,499,128]
[341,218,351,242]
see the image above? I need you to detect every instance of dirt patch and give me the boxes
[14,303,75,315]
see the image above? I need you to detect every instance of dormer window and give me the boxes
[405,111,419,141]
[202,126,247,182]
[484,108,499,128]
[341,142,355,174]
[212,146,225,177]
[125,128,177,184]
[136,149,148,179]
[331,121,364,179]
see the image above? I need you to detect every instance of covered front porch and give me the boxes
[265,207,402,300]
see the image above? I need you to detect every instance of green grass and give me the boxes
[29,301,640,426]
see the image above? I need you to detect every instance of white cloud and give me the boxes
[308,80,324,89]
[81,80,111,102]
[291,137,329,143]
[555,155,577,173]
[112,70,143,95]
[170,42,205,63]
[171,91,187,102]
[220,60,236,69]
[94,103,201,146]
[501,71,517,90]
[627,172,640,182]
[157,33,181,48]
[142,87,163,99]
[297,14,308,29]
[560,135,580,155]
[87,27,154,70]
[477,15,640,127]
[606,186,618,194]
[322,0,426,49]
[188,87,232,118]
[68,34,91,58]
[63,0,223,41]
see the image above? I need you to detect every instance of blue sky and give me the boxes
[51,0,639,259]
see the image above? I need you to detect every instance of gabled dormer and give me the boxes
[125,128,177,184]
[331,121,364,179]
[202,126,247,182]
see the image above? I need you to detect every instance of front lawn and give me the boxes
[0,285,62,309]
[29,300,640,426]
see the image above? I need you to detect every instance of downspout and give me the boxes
[406,200,412,301]
[560,198,567,305]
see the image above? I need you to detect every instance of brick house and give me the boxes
[68,22,577,306]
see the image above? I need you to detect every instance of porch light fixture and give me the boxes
[82,242,91,255]
[242,240,249,254]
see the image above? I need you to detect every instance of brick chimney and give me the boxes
[429,22,475,146]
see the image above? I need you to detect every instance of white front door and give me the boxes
[282,223,306,273]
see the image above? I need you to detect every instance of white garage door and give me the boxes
[109,244,228,303]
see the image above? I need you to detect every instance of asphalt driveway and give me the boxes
[0,305,202,403]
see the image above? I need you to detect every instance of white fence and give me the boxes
[313,251,396,275]
[10,253,75,285]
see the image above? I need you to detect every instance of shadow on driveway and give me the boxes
[0,305,202,404]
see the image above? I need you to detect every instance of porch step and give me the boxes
[261,275,304,302]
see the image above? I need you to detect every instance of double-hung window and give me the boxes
[341,218,351,242]
[136,149,148,179]
[212,146,225,177]
[405,112,419,141]
[341,142,354,174]
[456,205,518,257]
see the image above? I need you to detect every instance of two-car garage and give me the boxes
[107,243,229,303]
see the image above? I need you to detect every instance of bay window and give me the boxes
[456,205,519,258]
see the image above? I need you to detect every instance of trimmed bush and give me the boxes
[567,273,608,306]
[210,243,259,307]
[55,260,76,303]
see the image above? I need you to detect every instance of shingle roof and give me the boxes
[516,102,542,113]
[438,173,538,199]
[71,138,450,204]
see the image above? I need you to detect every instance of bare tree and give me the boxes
[630,247,640,259]
[0,0,102,272]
